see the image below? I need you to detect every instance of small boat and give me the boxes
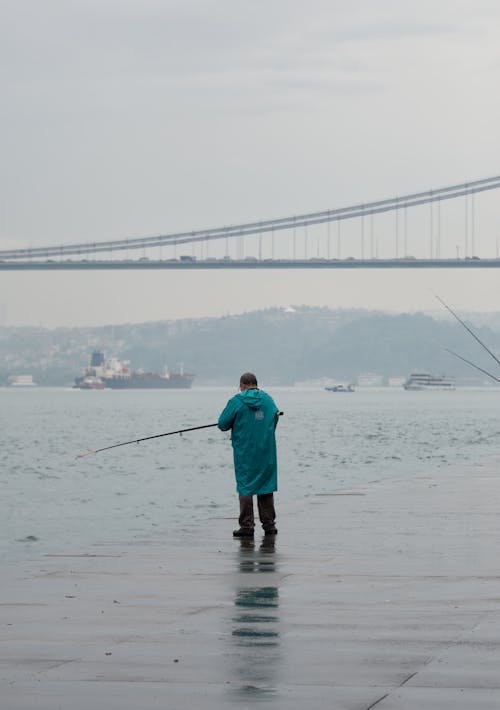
[76,375,105,390]
[325,383,354,393]
[403,372,455,391]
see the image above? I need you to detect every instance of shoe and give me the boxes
[264,528,278,536]
[233,528,254,538]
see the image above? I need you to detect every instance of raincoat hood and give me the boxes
[238,388,263,410]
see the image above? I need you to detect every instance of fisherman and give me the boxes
[218,372,280,538]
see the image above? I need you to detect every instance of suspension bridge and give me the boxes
[1,175,500,270]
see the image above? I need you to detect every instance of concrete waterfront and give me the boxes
[2,461,500,709]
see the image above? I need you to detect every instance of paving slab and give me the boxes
[2,461,500,708]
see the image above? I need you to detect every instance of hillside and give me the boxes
[1,306,500,386]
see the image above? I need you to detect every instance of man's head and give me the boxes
[239,372,258,390]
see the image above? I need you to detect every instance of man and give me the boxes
[218,372,279,538]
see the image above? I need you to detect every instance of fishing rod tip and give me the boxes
[75,451,96,460]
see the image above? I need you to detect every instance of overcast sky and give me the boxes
[1,0,500,327]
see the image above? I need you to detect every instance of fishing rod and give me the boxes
[76,422,218,458]
[445,348,500,383]
[433,292,500,368]
[76,411,284,459]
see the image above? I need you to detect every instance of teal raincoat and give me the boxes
[218,388,279,496]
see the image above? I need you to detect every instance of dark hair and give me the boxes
[240,372,258,386]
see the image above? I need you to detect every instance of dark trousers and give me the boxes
[238,493,276,532]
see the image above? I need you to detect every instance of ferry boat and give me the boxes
[75,351,194,390]
[403,372,455,391]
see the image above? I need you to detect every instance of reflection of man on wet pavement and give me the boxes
[230,536,280,700]
[218,372,279,538]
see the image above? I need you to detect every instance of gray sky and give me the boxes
[1,0,500,327]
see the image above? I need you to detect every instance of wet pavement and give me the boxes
[3,461,500,709]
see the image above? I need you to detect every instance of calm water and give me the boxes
[1,386,499,563]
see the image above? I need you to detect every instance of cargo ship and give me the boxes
[75,351,194,389]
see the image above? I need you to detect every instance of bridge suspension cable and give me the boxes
[2,175,500,260]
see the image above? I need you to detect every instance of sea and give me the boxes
[1,386,499,564]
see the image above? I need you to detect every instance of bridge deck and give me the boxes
[1,258,499,270]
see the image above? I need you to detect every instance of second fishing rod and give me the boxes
[434,292,500,383]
